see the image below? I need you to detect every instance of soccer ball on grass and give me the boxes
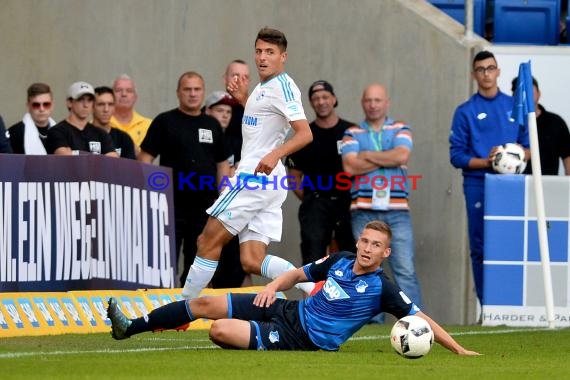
[491,143,527,174]
[390,315,434,359]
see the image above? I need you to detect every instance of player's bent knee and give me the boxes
[209,320,233,347]
[240,256,260,274]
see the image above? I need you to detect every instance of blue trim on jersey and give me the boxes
[277,73,294,102]
[210,180,246,217]
[302,264,314,282]
[227,293,233,318]
[184,300,195,321]
[251,321,266,350]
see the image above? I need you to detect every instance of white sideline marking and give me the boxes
[348,327,552,341]
[0,328,555,359]
[0,345,219,359]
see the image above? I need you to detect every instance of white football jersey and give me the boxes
[238,72,306,177]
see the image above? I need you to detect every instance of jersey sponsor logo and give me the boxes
[198,129,213,143]
[255,90,266,101]
[355,280,368,293]
[322,278,350,301]
[89,141,101,154]
[242,115,258,127]
[269,330,280,343]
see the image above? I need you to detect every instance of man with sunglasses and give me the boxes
[449,50,530,309]
[9,82,56,154]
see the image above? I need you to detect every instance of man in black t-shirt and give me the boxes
[286,80,356,264]
[9,82,56,154]
[92,86,136,159]
[46,81,118,157]
[511,76,570,175]
[138,71,230,285]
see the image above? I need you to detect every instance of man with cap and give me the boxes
[204,91,239,174]
[286,80,356,265]
[47,81,118,157]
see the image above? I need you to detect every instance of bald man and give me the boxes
[341,83,423,323]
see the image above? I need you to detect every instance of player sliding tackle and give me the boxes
[180,27,316,300]
[108,221,480,354]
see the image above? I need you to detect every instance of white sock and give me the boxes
[181,257,218,300]
[261,255,315,295]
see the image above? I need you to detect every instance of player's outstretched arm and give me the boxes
[254,267,308,307]
[415,311,481,356]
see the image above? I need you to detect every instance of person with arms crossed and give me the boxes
[342,83,423,323]
[510,76,570,175]
[138,72,230,286]
[449,50,529,306]
[92,86,136,159]
[108,221,479,355]
[9,82,56,154]
[46,81,118,157]
[110,74,152,150]
[181,27,315,299]
[286,80,355,264]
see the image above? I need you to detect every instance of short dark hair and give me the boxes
[363,220,392,243]
[255,27,287,51]
[177,71,204,91]
[511,76,539,93]
[94,86,115,99]
[27,83,51,101]
[473,50,497,68]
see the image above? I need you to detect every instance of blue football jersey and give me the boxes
[300,252,419,351]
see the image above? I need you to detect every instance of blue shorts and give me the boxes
[229,293,319,351]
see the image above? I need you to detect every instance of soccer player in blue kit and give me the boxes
[108,221,479,355]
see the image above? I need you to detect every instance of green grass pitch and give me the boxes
[1,325,568,379]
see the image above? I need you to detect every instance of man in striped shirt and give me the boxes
[342,83,423,323]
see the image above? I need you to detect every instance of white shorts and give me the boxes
[207,173,288,243]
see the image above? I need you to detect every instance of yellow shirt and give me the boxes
[109,110,152,148]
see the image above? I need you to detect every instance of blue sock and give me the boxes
[129,300,194,335]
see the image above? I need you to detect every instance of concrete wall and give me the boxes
[0,0,490,323]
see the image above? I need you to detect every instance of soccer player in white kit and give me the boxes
[182,27,315,299]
